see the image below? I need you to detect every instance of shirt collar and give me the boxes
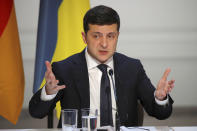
[85,47,114,70]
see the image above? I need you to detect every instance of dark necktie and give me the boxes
[98,64,113,126]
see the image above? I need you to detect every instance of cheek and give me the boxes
[88,41,99,52]
[90,41,100,48]
[111,42,117,50]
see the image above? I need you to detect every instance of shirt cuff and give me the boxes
[154,91,169,106]
[41,86,57,101]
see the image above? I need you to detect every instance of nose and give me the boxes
[100,37,108,48]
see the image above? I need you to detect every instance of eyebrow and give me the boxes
[108,32,117,35]
[92,32,101,34]
[91,32,117,35]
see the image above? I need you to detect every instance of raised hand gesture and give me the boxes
[44,61,66,95]
[155,68,175,100]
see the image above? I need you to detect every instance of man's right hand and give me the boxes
[45,61,66,95]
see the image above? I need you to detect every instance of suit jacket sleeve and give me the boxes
[137,61,174,120]
[29,62,65,119]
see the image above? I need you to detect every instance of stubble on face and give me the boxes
[83,24,119,63]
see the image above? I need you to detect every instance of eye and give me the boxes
[107,34,116,39]
[93,34,99,39]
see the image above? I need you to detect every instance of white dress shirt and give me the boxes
[85,48,116,125]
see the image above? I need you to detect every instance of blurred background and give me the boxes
[0,0,197,128]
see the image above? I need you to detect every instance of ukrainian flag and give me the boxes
[33,0,90,118]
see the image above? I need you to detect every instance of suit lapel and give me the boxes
[72,49,90,108]
[113,53,130,122]
[71,51,125,109]
[113,53,124,107]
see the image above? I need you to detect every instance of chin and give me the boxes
[96,55,111,63]
[99,58,108,63]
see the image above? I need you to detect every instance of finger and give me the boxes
[54,85,66,91]
[52,80,62,88]
[164,86,169,94]
[45,61,52,79]
[46,71,56,84]
[45,72,56,86]
[45,64,56,82]
[168,86,173,93]
[167,84,174,93]
[45,70,51,80]
[167,87,172,93]
[161,68,171,81]
[171,83,175,88]
[170,84,175,90]
[168,79,175,85]
[45,61,52,72]
[49,74,58,86]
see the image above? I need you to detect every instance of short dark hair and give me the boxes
[83,5,120,34]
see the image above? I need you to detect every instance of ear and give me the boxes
[117,31,120,37]
[81,32,87,44]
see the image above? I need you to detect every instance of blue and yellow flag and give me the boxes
[33,0,90,118]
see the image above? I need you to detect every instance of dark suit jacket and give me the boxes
[29,49,173,128]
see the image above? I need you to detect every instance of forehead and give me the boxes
[88,24,118,33]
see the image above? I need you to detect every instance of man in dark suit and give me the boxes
[29,5,175,128]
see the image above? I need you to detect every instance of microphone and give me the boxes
[109,69,120,131]
[109,69,117,101]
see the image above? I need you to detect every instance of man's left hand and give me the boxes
[155,68,175,101]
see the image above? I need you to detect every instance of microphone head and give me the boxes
[109,69,113,76]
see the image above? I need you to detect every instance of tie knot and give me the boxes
[98,64,108,73]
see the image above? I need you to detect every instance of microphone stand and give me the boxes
[109,69,120,131]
